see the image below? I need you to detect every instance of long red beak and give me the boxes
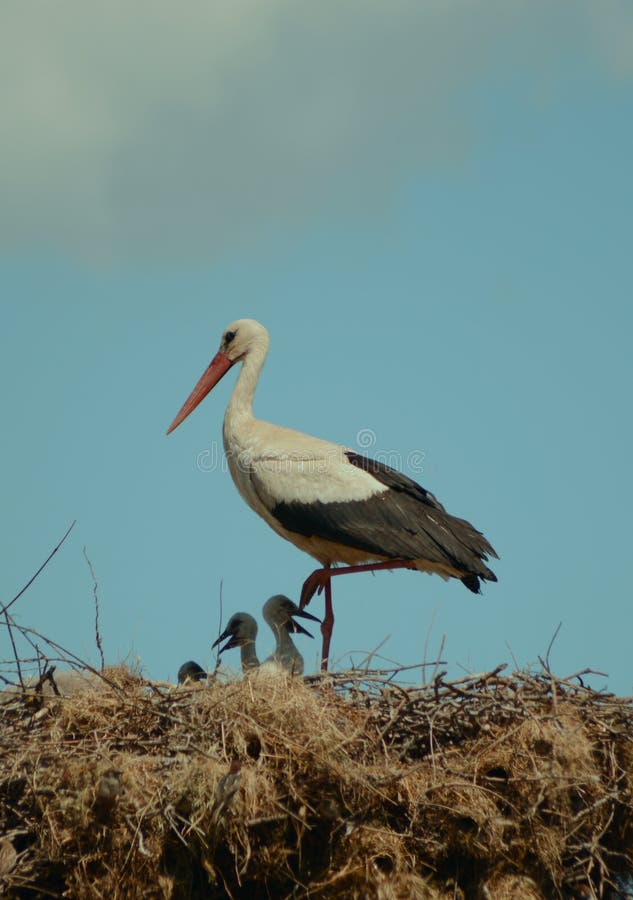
[166,351,233,434]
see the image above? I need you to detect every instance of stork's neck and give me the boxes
[240,640,260,671]
[273,627,302,673]
[224,342,267,436]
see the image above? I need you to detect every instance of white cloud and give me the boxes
[1,0,630,261]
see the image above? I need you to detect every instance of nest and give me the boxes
[1,662,633,899]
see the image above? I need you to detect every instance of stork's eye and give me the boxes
[224,330,236,346]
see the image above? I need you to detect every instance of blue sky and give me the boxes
[2,2,633,692]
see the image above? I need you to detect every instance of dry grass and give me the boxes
[1,663,632,898]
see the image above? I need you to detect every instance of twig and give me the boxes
[358,637,390,673]
[564,667,609,684]
[83,546,105,671]
[431,634,446,685]
[0,520,76,617]
[34,665,59,696]
[212,579,224,675]
[8,624,122,694]
[422,609,437,685]
[505,639,520,671]
[541,621,562,674]
[3,609,24,688]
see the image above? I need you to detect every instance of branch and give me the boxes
[83,546,105,671]
[0,521,76,617]
[2,610,24,688]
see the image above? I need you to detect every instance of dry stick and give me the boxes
[538,622,563,717]
[212,579,224,676]
[303,660,446,690]
[504,639,520,671]
[0,616,46,684]
[33,665,59,697]
[3,609,24,688]
[431,633,446,685]
[540,620,563,674]
[12,624,123,694]
[357,637,390,674]
[13,617,45,669]
[422,608,437,685]
[1,524,76,686]
[82,546,105,671]
[1,606,52,689]
[0,520,76,618]
[560,669,611,696]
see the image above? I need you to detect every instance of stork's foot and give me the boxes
[300,568,330,609]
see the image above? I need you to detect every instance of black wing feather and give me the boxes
[272,451,497,583]
[344,451,447,510]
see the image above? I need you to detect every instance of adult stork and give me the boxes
[167,319,498,670]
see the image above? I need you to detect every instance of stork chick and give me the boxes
[212,612,260,673]
[262,594,320,676]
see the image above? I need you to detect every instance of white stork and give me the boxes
[168,318,498,671]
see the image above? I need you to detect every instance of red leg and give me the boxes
[300,568,331,607]
[299,559,419,671]
[300,559,418,608]
[320,572,333,672]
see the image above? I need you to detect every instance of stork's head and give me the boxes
[262,594,320,638]
[221,318,269,363]
[177,660,206,685]
[167,319,269,434]
[212,612,258,655]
